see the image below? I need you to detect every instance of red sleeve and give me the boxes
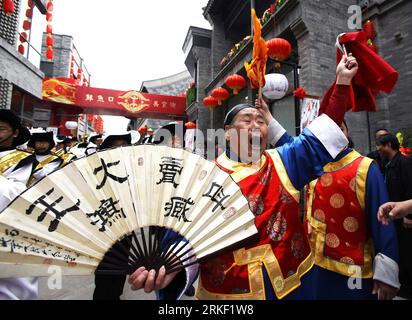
[323,84,350,125]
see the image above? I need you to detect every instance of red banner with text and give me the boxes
[42,78,187,120]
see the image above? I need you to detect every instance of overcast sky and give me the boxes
[29,0,211,132]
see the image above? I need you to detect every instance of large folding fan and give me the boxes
[0,145,258,278]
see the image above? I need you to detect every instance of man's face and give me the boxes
[35,141,51,154]
[110,139,129,148]
[225,108,268,162]
[95,138,103,146]
[339,122,349,139]
[0,120,17,148]
[377,143,392,158]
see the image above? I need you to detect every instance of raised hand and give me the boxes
[336,53,359,85]
[255,97,273,125]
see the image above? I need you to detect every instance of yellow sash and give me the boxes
[0,150,32,175]
[35,154,62,171]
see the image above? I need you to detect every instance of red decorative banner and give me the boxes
[42,78,187,119]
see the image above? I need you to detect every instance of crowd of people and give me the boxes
[0,52,411,301]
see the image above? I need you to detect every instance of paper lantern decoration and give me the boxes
[18,44,25,55]
[203,96,219,109]
[363,20,376,40]
[211,87,230,105]
[46,12,52,22]
[23,20,31,30]
[266,38,292,68]
[185,122,196,129]
[19,32,28,43]
[225,74,246,95]
[46,48,54,60]
[25,8,33,18]
[262,73,289,100]
[46,35,54,47]
[46,25,53,34]
[65,121,78,130]
[2,0,15,15]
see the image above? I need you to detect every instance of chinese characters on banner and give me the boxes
[42,78,186,118]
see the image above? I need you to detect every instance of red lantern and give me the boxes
[47,2,53,11]
[225,74,246,95]
[203,96,219,109]
[46,36,54,47]
[211,87,230,105]
[18,44,25,55]
[23,20,31,31]
[2,0,15,16]
[25,8,33,18]
[46,24,53,34]
[46,48,53,60]
[46,12,52,22]
[185,122,197,129]
[266,38,292,67]
[363,20,376,40]
[28,0,33,7]
[20,32,28,43]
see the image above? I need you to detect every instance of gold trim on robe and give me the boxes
[216,152,267,183]
[266,149,300,203]
[0,150,32,175]
[197,245,314,300]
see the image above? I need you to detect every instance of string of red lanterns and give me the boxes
[17,0,34,56]
[77,66,82,82]
[69,55,75,79]
[45,0,54,60]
